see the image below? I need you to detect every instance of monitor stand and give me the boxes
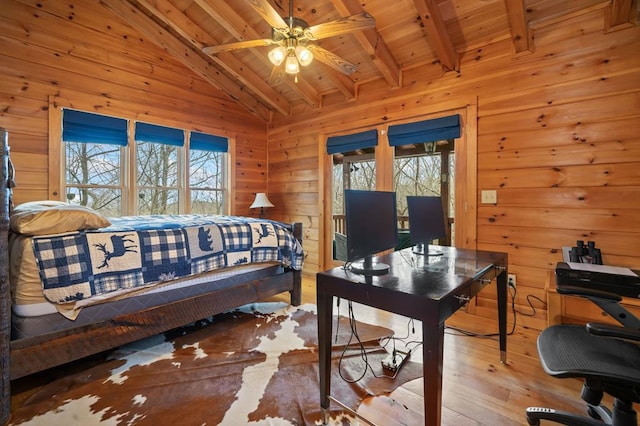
[413,243,444,256]
[350,255,390,276]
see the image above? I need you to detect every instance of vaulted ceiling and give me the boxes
[101,0,638,122]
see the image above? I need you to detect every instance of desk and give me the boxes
[317,246,508,425]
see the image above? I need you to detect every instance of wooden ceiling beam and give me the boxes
[329,70,357,102]
[605,0,638,32]
[504,0,535,55]
[133,0,291,117]
[412,0,459,73]
[332,0,401,88]
[195,0,321,108]
[528,1,609,30]
[100,0,272,122]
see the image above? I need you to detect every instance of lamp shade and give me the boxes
[284,52,300,74]
[268,46,286,66]
[295,46,313,66]
[250,193,274,209]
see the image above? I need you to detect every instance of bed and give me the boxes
[0,141,304,389]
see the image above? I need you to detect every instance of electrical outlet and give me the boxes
[508,274,516,288]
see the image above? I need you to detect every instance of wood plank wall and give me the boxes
[0,0,268,214]
[267,10,640,330]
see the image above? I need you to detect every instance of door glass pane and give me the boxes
[393,139,454,246]
[331,149,376,261]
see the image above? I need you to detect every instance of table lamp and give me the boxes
[250,192,274,218]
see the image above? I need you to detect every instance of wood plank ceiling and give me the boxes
[101,0,638,122]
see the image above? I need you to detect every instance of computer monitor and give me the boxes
[345,189,398,275]
[407,196,447,256]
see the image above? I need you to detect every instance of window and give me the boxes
[189,132,228,215]
[61,108,228,216]
[389,114,461,243]
[65,141,124,216]
[134,122,184,215]
[62,109,127,216]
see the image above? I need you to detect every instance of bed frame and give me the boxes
[0,133,302,423]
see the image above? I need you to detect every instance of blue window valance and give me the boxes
[62,109,128,146]
[135,122,184,146]
[388,114,461,146]
[190,132,228,153]
[326,129,378,154]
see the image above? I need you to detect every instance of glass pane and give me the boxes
[137,142,178,188]
[331,149,376,262]
[65,142,120,186]
[348,160,376,191]
[191,189,224,215]
[393,139,455,247]
[137,189,179,215]
[66,186,122,217]
[332,158,376,219]
[393,153,442,217]
[190,150,223,188]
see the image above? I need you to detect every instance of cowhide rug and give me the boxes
[9,303,423,425]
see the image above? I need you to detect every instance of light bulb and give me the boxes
[268,46,286,66]
[285,53,300,74]
[295,46,313,66]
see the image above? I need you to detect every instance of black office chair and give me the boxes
[526,286,640,426]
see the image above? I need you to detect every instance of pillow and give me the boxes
[10,201,112,236]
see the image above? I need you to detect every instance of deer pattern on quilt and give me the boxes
[93,234,138,269]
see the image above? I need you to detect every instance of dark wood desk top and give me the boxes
[318,246,507,298]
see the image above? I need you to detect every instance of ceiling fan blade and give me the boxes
[202,39,277,55]
[305,12,375,40]
[247,0,289,30]
[308,45,357,75]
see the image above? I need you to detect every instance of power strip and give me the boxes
[381,350,410,373]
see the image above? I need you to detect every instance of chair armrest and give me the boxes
[557,285,622,302]
[586,322,640,343]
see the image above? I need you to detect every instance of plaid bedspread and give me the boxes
[32,215,304,304]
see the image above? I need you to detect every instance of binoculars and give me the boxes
[569,240,603,265]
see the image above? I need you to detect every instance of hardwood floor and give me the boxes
[279,275,600,425]
[11,275,602,425]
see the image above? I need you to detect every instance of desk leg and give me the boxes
[497,270,508,363]
[317,291,333,424]
[423,321,444,426]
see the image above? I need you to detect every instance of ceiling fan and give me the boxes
[201,0,375,79]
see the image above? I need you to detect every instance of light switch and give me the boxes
[481,190,497,204]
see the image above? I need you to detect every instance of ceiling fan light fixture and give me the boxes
[295,45,313,66]
[284,52,300,74]
[268,46,287,66]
